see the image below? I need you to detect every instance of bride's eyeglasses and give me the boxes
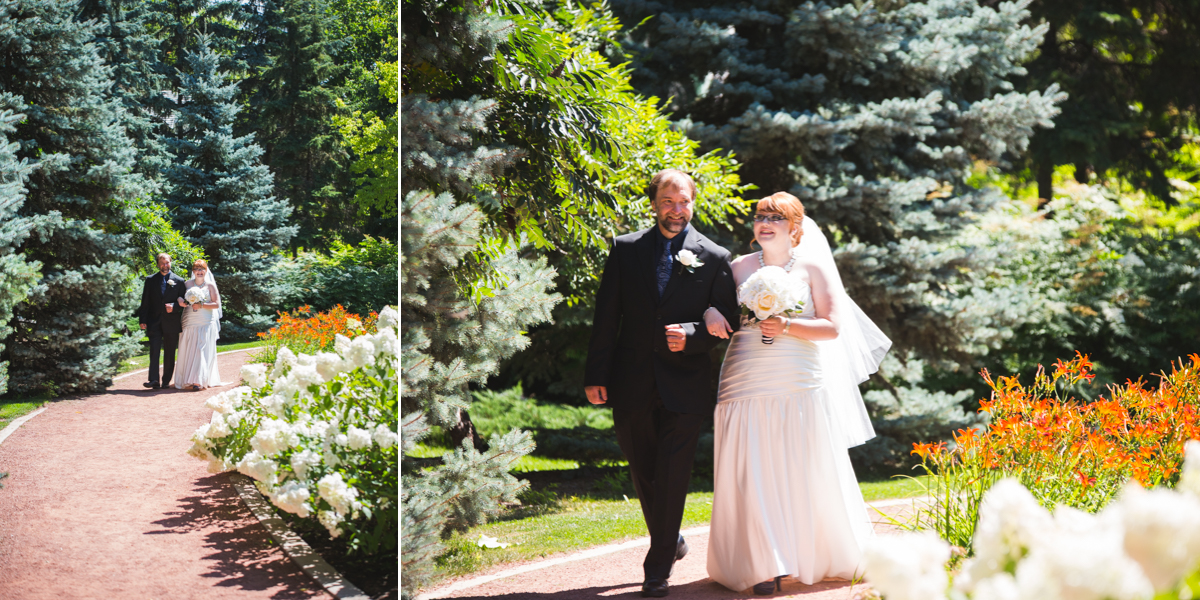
[753,214,787,224]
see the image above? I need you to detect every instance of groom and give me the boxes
[137,253,187,389]
[585,169,739,597]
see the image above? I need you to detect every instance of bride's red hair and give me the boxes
[756,192,805,247]
[192,259,209,270]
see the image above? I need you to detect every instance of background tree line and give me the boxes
[0,0,398,398]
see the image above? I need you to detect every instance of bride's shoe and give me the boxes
[752,576,782,596]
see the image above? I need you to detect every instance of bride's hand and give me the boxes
[704,307,732,339]
[759,316,789,337]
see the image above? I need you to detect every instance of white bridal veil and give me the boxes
[797,216,891,448]
[187,269,223,333]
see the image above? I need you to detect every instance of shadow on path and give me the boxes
[148,473,321,599]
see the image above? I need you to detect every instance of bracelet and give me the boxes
[782,318,791,336]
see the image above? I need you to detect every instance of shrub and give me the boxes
[866,446,1200,600]
[254,305,379,366]
[189,306,399,555]
[273,236,398,317]
[910,352,1200,551]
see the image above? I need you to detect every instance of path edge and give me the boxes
[229,472,373,600]
[0,407,47,447]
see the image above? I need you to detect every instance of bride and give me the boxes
[702,192,890,595]
[174,259,224,390]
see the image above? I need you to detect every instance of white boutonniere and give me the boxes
[676,249,704,274]
[167,279,176,286]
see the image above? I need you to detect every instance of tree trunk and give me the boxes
[448,408,488,452]
[1037,161,1054,209]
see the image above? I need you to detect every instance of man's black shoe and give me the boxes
[143,382,159,389]
[675,536,688,561]
[641,577,668,598]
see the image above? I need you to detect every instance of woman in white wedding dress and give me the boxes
[702,192,891,595]
[174,259,224,390]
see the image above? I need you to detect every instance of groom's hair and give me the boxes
[156,252,171,262]
[646,169,696,202]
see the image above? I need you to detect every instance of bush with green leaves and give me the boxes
[272,236,398,317]
[188,306,398,556]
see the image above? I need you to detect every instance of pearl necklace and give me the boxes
[758,249,797,272]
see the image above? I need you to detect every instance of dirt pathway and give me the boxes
[0,351,326,600]
[419,500,922,600]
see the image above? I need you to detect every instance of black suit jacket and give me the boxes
[138,272,187,334]
[584,226,739,415]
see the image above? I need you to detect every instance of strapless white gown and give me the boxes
[707,272,874,591]
[175,305,222,389]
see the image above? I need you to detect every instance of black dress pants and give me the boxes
[147,329,180,387]
[613,399,706,580]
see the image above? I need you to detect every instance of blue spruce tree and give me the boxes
[612,0,1067,469]
[0,0,147,395]
[0,108,38,396]
[161,35,297,337]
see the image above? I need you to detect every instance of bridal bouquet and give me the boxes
[184,286,208,306]
[738,266,805,345]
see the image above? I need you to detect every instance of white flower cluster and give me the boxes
[736,265,806,322]
[866,441,1200,600]
[187,306,399,539]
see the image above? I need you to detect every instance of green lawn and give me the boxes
[117,340,266,375]
[414,443,931,587]
[0,397,49,431]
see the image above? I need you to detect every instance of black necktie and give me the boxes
[657,238,672,298]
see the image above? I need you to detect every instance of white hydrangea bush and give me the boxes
[866,440,1200,600]
[188,306,399,554]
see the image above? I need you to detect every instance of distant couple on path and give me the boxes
[584,169,891,597]
[137,253,225,391]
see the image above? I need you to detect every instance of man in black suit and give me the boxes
[137,253,187,389]
[585,169,739,597]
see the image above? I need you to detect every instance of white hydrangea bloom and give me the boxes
[1013,505,1153,600]
[334,433,349,447]
[297,353,316,367]
[250,419,300,456]
[1178,440,1200,498]
[240,364,269,390]
[226,410,245,428]
[314,352,346,381]
[207,412,232,438]
[371,327,398,358]
[237,450,280,485]
[378,305,398,329]
[961,479,1053,586]
[270,480,312,518]
[1115,484,1200,591]
[345,337,375,369]
[290,449,322,479]
[271,347,298,379]
[862,531,950,600]
[206,457,233,474]
[204,390,237,414]
[334,333,352,354]
[373,424,397,449]
[317,472,359,516]
[318,510,343,538]
[971,572,1019,600]
[347,426,373,450]
[277,363,324,400]
[257,394,287,418]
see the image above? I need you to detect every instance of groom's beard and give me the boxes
[658,216,688,234]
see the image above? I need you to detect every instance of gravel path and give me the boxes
[419,499,922,600]
[0,350,327,600]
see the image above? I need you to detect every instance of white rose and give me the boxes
[677,249,698,267]
[1115,484,1200,592]
[270,481,312,518]
[314,352,345,381]
[290,449,322,479]
[378,305,398,329]
[240,364,269,390]
[863,531,950,600]
[317,473,359,516]
[752,290,776,321]
[373,424,397,449]
[346,426,373,450]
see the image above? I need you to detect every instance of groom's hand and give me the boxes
[665,324,686,352]
[585,386,608,405]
